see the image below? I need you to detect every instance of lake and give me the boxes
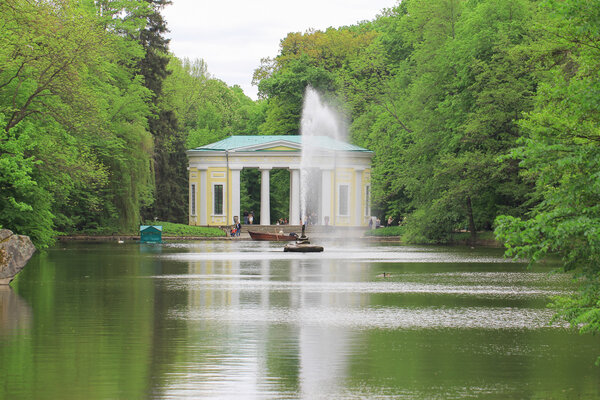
[1,240,599,399]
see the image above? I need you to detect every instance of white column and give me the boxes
[321,169,333,226]
[231,167,241,224]
[354,169,363,226]
[199,168,207,225]
[289,168,301,225]
[260,167,271,225]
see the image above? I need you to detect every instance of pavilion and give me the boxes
[186,135,373,227]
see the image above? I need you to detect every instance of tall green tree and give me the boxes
[340,0,538,242]
[0,0,155,245]
[255,25,376,135]
[401,0,537,242]
[132,0,186,222]
[495,0,600,338]
[160,57,266,222]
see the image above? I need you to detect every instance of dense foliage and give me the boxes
[252,0,600,336]
[3,0,600,338]
[494,0,600,338]
[255,0,539,243]
[1,0,155,246]
[0,0,260,246]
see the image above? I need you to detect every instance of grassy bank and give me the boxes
[149,221,226,237]
[364,226,406,237]
[364,227,499,245]
[60,221,226,238]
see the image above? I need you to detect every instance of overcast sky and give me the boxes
[162,0,398,100]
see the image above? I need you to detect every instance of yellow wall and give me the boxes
[263,146,297,151]
[332,168,352,226]
[327,167,372,227]
[188,167,198,225]
[189,164,372,227]
[207,167,227,226]
[362,169,372,225]
[188,164,232,227]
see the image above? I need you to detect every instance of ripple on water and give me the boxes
[170,305,562,330]
[153,277,569,299]
[159,250,514,264]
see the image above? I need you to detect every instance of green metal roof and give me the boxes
[188,135,372,153]
[140,225,163,232]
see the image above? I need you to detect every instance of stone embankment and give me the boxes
[0,229,36,284]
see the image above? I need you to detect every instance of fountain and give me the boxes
[283,224,324,252]
[299,86,348,226]
[284,86,347,252]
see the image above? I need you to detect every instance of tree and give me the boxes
[258,55,337,135]
[0,0,155,245]
[495,0,600,338]
[346,0,538,242]
[159,57,265,221]
[255,25,377,135]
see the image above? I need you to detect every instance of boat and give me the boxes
[248,231,298,241]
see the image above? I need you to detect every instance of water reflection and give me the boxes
[155,242,584,398]
[0,286,32,336]
[2,241,599,399]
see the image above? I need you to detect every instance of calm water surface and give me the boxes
[1,240,599,399]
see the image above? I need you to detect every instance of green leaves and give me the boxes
[494,0,600,336]
[0,0,158,245]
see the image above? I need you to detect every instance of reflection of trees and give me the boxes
[0,286,32,336]
[4,243,598,398]
[1,243,189,400]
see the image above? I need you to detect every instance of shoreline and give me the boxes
[56,234,502,247]
[57,235,230,241]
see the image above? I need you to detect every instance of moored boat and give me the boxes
[248,231,298,241]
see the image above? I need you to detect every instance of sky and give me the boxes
[162,0,398,100]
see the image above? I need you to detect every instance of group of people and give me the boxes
[230,211,256,237]
[300,212,318,226]
[369,215,403,229]
[230,216,242,237]
[242,211,254,225]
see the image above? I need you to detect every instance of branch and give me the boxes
[0,60,27,90]
[381,91,413,133]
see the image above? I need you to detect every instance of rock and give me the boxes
[0,229,36,285]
